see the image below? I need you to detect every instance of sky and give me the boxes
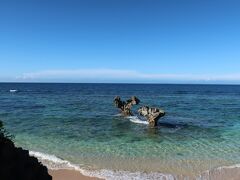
[0,0,240,83]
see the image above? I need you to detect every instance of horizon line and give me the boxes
[1,81,240,86]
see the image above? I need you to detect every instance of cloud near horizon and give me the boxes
[15,69,240,83]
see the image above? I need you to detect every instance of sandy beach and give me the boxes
[48,167,240,180]
[198,165,240,180]
[49,169,103,180]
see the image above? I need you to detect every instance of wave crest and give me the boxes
[197,164,240,180]
[128,116,149,125]
[29,151,175,180]
[30,150,240,180]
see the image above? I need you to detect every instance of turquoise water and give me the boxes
[1,83,240,178]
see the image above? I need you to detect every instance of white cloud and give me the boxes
[15,69,240,83]
[17,69,139,80]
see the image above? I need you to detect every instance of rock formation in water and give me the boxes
[0,120,52,180]
[138,106,165,127]
[113,96,166,126]
[113,96,140,116]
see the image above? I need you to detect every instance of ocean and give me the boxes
[0,83,240,179]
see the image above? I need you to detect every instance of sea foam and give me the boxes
[9,89,18,93]
[29,150,176,180]
[30,150,240,180]
[196,163,240,180]
[128,116,149,125]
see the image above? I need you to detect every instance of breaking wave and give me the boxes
[30,150,240,180]
[9,89,18,93]
[127,116,149,125]
[197,164,240,180]
[29,150,176,180]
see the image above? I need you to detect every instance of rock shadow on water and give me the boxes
[159,122,178,128]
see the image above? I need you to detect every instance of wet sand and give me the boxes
[197,165,240,180]
[48,169,103,180]
[48,166,240,180]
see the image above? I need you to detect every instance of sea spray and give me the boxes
[127,116,149,125]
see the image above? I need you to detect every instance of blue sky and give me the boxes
[0,0,240,83]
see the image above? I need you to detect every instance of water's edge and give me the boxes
[3,83,240,180]
[29,150,240,180]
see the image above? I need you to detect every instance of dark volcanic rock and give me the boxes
[138,106,165,127]
[0,121,52,180]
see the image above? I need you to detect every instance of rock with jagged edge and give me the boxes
[113,96,140,116]
[138,106,165,127]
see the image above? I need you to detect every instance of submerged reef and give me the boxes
[0,120,52,180]
[113,96,165,127]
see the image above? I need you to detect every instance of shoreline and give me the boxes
[46,165,240,180]
[29,150,240,180]
[48,169,103,180]
[47,165,240,180]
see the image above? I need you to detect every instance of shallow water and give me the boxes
[1,83,240,179]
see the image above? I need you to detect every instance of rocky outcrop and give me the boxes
[0,121,52,180]
[113,96,165,127]
[114,96,140,116]
[138,106,165,127]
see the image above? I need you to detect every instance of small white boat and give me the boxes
[9,89,18,93]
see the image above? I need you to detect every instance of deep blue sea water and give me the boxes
[1,83,240,179]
